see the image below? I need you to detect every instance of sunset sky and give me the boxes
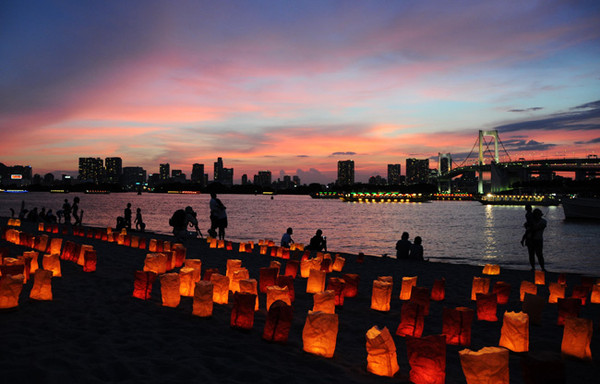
[1,0,599,184]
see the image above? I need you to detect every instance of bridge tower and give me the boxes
[437,153,452,193]
[478,130,499,194]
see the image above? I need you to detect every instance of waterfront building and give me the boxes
[387,164,401,185]
[191,163,205,186]
[241,174,248,185]
[406,158,430,184]
[214,157,233,186]
[105,157,122,184]
[254,171,272,187]
[337,160,355,186]
[122,167,146,190]
[78,157,104,183]
[171,169,186,183]
[159,163,170,181]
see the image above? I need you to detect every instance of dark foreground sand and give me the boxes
[1,217,598,383]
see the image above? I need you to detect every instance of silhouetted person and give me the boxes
[39,207,46,221]
[26,207,38,222]
[56,209,63,223]
[46,209,57,223]
[170,206,201,242]
[18,200,27,219]
[307,229,327,252]
[526,208,547,271]
[115,216,126,232]
[281,227,294,248]
[409,236,424,261]
[135,208,146,232]
[395,232,411,259]
[72,197,82,226]
[520,204,533,246]
[62,199,71,224]
[209,193,227,240]
[124,203,132,230]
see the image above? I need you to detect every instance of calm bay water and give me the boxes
[2,192,599,275]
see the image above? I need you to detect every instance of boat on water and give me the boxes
[341,192,429,203]
[478,194,560,206]
[310,192,342,199]
[84,190,111,194]
[561,196,600,221]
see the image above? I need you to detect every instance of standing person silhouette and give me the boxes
[134,208,145,232]
[124,203,132,230]
[72,197,82,226]
[62,199,72,225]
[209,192,227,239]
[525,208,547,271]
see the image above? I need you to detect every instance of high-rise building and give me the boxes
[159,163,170,181]
[387,164,401,185]
[222,168,234,186]
[406,158,430,184]
[241,174,248,185]
[254,171,272,187]
[213,157,223,182]
[213,157,233,186]
[122,167,146,190]
[337,160,355,186]
[171,169,186,183]
[191,163,205,185]
[105,157,122,184]
[78,157,104,183]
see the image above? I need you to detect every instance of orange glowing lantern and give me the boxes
[332,255,345,272]
[281,248,290,259]
[547,282,566,304]
[61,240,77,262]
[260,245,268,255]
[396,301,425,337]
[193,280,214,317]
[371,280,393,312]
[133,271,156,300]
[522,293,545,326]
[179,267,196,297]
[0,274,24,309]
[34,235,48,253]
[259,266,278,293]
[229,268,249,293]
[430,278,445,301]
[270,246,279,257]
[365,326,400,377]
[534,270,545,285]
[490,281,510,305]
[17,254,32,281]
[77,244,93,266]
[571,285,590,305]
[172,244,186,268]
[591,284,600,304]
[203,268,219,282]
[266,285,291,310]
[307,269,326,294]
[313,290,336,314]
[459,347,509,384]
[476,293,498,322]
[284,260,299,278]
[226,259,242,279]
[557,297,580,326]
[184,259,202,282]
[276,275,295,301]
[42,253,61,277]
[138,237,146,249]
[160,273,180,307]
[410,286,431,315]
[471,277,490,301]
[520,280,537,301]
[210,238,218,248]
[320,258,332,273]
[231,292,256,330]
[561,317,593,360]
[148,239,158,252]
[210,273,230,304]
[302,311,338,358]
[405,334,446,384]
[327,277,346,306]
[400,276,417,301]
[269,260,281,272]
[83,249,97,272]
[300,259,312,278]
[340,273,359,298]
[499,311,529,352]
[482,264,500,275]
[30,269,53,300]
[239,278,259,310]
[38,222,44,232]
[49,237,62,256]
[130,235,140,248]
[442,307,474,346]
[143,253,168,275]
[263,300,293,343]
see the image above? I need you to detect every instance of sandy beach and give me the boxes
[1,216,598,383]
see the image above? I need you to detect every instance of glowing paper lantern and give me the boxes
[561,317,592,360]
[143,253,168,275]
[203,268,219,282]
[83,249,97,272]
[0,274,24,309]
[160,273,181,307]
[184,259,202,282]
[30,269,53,301]
[61,240,78,262]
[591,284,600,304]
[327,277,346,306]
[302,311,338,358]
[396,301,425,337]
[459,347,509,384]
[571,285,590,305]
[371,280,393,312]
[365,326,400,378]
[149,239,158,252]
[77,244,93,266]
[231,292,256,330]
[193,280,214,317]
[476,293,498,322]
[226,259,242,280]
[313,290,336,314]
[230,267,249,293]
[442,307,474,346]
[430,278,446,301]
[410,286,431,315]
[239,278,259,310]
[520,281,537,301]
[341,273,359,298]
[130,235,140,248]
[42,253,61,277]
[258,266,278,293]
[260,245,268,255]
[269,260,281,272]
[548,282,565,304]
[300,259,313,278]
[210,273,230,304]
[471,277,490,301]
[499,311,529,352]
[262,300,293,343]
[306,269,326,294]
[49,238,63,256]
[332,255,345,272]
[34,235,48,253]
[138,237,146,249]
[522,293,545,326]
[266,285,291,310]
[132,271,156,300]
[179,267,196,296]
[534,270,545,285]
[482,264,500,275]
[405,334,446,384]
[400,276,417,300]
[320,258,332,273]
[172,244,186,268]
[557,297,580,326]
[276,275,295,301]
[284,260,299,278]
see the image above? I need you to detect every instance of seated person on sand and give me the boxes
[306,229,327,252]
[281,227,294,248]
[409,236,424,261]
[395,232,411,259]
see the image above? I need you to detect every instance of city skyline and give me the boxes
[1,1,599,184]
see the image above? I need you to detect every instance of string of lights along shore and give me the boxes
[0,156,434,190]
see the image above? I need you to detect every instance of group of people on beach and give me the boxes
[169,192,228,243]
[280,227,328,252]
[395,232,424,261]
[521,204,547,271]
[12,198,83,226]
[116,203,145,232]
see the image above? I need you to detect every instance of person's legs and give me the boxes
[535,241,545,271]
[527,245,536,270]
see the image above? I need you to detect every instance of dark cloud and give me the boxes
[508,107,543,112]
[500,139,556,152]
[296,155,310,158]
[575,137,600,144]
[331,152,357,156]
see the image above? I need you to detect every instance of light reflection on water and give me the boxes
[1,192,598,275]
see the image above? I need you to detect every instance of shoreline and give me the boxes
[1,217,598,383]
